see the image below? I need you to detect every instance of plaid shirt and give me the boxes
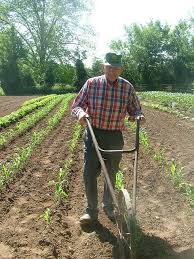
[71,75,143,130]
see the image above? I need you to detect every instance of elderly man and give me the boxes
[71,52,145,224]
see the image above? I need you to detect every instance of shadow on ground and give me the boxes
[81,221,193,259]
[136,233,194,259]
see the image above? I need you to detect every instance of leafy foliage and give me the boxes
[74,59,88,92]
[0,0,93,91]
[0,27,26,94]
[89,57,103,77]
[139,91,194,114]
[110,19,194,91]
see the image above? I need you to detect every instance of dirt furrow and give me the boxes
[0,96,38,117]
[143,106,194,184]
[0,99,66,163]
[0,109,76,259]
[121,128,194,258]
[56,140,119,259]
[0,98,193,259]
[61,126,194,259]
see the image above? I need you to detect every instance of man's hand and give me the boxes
[79,114,89,126]
[136,115,145,124]
[79,117,87,126]
[128,115,145,124]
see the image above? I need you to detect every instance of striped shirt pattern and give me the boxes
[71,75,143,130]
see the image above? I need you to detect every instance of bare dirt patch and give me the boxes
[0,96,38,117]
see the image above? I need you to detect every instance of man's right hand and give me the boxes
[79,114,90,126]
[79,117,87,126]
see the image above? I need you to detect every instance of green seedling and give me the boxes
[41,208,51,224]
[130,217,143,257]
[68,123,82,152]
[168,160,194,207]
[153,150,165,164]
[115,170,125,190]
[54,182,68,203]
[58,168,65,182]
[169,160,184,186]
[2,164,11,181]
[140,130,150,152]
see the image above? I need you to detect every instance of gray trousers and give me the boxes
[83,127,124,216]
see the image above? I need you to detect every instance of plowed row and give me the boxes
[0,96,193,259]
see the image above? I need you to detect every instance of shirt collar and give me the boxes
[104,75,119,85]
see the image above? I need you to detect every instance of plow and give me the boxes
[86,117,141,259]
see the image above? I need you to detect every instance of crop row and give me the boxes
[40,121,82,225]
[21,95,52,107]
[0,94,74,189]
[138,91,194,115]
[0,95,64,149]
[0,94,58,128]
[125,120,194,208]
[52,122,82,203]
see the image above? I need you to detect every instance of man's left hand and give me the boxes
[137,115,146,124]
[128,115,145,124]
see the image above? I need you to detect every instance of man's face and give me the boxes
[103,65,123,82]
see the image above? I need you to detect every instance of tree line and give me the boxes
[0,1,193,95]
[0,0,93,95]
[90,18,194,93]
[110,18,194,92]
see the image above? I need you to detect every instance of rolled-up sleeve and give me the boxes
[71,80,89,120]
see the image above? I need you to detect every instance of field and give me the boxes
[0,94,193,259]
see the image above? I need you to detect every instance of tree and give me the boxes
[167,20,194,88]
[89,57,103,77]
[110,19,194,91]
[112,21,171,89]
[0,0,93,85]
[74,59,88,92]
[54,63,75,85]
[0,26,26,94]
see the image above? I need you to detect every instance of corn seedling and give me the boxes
[58,168,65,182]
[153,150,165,164]
[130,218,143,258]
[54,182,68,203]
[168,160,194,207]
[40,208,51,225]
[2,165,11,181]
[115,170,125,190]
[139,130,150,152]
[69,123,82,152]
[125,117,194,208]
[125,119,151,152]
[169,160,184,187]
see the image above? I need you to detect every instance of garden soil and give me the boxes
[0,96,38,117]
[0,96,193,259]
